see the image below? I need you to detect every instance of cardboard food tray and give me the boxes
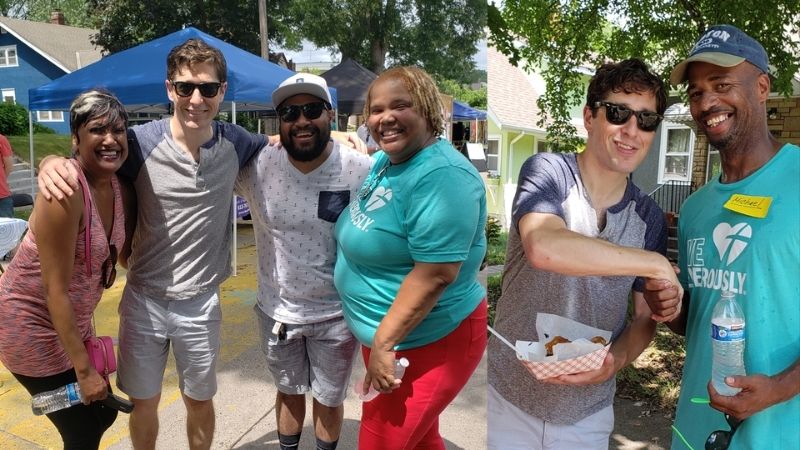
[516,341,611,379]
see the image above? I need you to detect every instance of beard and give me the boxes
[281,124,331,162]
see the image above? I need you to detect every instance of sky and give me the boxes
[275,39,488,71]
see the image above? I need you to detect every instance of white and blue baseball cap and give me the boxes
[271,73,333,108]
[670,24,769,86]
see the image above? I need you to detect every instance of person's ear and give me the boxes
[583,105,594,133]
[756,73,770,103]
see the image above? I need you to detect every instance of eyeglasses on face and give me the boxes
[101,244,117,289]
[705,414,742,450]
[277,102,330,122]
[171,80,222,98]
[594,101,663,132]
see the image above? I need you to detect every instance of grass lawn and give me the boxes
[6,133,72,167]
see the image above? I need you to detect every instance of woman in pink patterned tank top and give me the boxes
[0,89,133,449]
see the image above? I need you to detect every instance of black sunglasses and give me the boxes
[705,414,742,450]
[102,244,117,289]
[171,81,222,98]
[594,101,663,132]
[277,102,329,122]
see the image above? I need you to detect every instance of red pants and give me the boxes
[358,299,488,450]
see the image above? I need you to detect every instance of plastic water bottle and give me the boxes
[31,382,83,415]
[711,290,746,396]
[354,357,410,402]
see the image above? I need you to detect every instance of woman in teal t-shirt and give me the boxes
[334,66,488,449]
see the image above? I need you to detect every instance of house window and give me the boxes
[487,139,499,174]
[658,124,694,183]
[0,46,18,67]
[37,111,65,122]
[1,88,15,103]
[536,140,550,153]
[706,146,721,183]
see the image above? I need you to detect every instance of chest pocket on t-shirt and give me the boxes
[318,190,350,223]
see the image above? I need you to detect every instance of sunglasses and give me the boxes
[594,101,663,132]
[277,102,329,122]
[705,414,742,450]
[101,244,117,289]
[171,81,222,98]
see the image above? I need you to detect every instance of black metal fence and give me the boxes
[649,180,694,214]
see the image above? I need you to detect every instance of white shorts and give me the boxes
[256,306,358,407]
[487,384,614,450]
[116,286,221,401]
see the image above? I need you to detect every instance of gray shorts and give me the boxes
[255,306,358,407]
[116,285,221,401]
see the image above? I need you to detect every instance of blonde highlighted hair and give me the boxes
[69,88,128,138]
[364,66,445,136]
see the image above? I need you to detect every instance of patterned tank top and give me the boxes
[0,161,125,377]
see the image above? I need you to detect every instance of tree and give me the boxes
[437,78,487,110]
[285,0,486,83]
[1,0,97,28]
[88,0,301,55]
[489,0,800,148]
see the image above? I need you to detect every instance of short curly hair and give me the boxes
[587,58,667,116]
[364,66,445,136]
[69,88,128,139]
[166,38,227,83]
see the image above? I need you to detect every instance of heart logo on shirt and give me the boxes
[712,222,752,266]
[366,186,392,212]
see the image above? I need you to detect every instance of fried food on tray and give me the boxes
[544,336,570,356]
[544,335,609,356]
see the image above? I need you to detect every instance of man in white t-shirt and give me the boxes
[235,73,371,450]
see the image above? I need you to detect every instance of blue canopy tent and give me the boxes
[452,100,486,121]
[28,27,336,113]
[26,27,338,273]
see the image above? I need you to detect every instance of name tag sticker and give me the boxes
[724,194,772,218]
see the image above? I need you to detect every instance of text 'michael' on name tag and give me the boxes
[723,194,772,218]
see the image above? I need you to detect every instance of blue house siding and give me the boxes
[0,33,70,134]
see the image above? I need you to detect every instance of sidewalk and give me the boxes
[0,225,487,449]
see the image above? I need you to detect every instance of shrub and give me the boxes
[0,102,28,135]
[487,274,502,326]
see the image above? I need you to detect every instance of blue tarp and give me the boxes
[453,100,486,121]
[28,27,336,112]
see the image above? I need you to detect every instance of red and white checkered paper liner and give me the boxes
[519,344,610,379]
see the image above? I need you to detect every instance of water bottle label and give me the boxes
[66,384,80,403]
[712,323,745,341]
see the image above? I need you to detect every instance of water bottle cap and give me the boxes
[398,357,409,368]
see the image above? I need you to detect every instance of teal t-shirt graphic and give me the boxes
[673,144,800,449]
[334,139,487,350]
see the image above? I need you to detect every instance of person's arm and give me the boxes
[2,155,12,179]
[538,291,657,385]
[31,190,107,404]
[709,358,800,420]
[118,178,137,269]
[37,155,80,201]
[331,131,368,154]
[364,261,462,392]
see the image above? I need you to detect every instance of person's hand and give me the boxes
[707,375,783,420]
[76,370,108,405]
[531,351,617,386]
[267,134,281,147]
[365,348,402,394]
[38,156,79,201]
[331,131,368,154]
[643,264,683,322]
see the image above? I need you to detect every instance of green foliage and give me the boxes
[487,274,502,326]
[88,0,300,54]
[285,0,486,83]
[1,0,97,28]
[0,102,28,135]
[436,78,487,110]
[489,1,800,146]
[484,216,507,266]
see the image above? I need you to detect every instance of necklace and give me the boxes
[357,160,391,201]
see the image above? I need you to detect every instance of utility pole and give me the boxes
[258,0,268,59]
